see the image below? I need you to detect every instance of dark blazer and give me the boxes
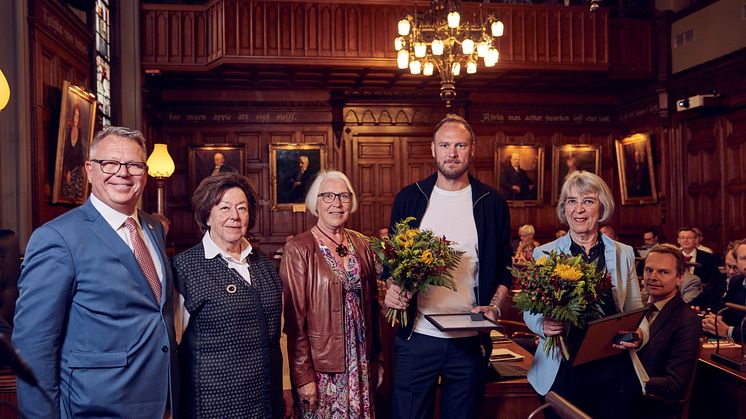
[719,275,746,342]
[637,295,702,418]
[499,165,535,200]
[691,249,720,285]
[13,200,178,419]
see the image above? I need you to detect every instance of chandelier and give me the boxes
[395,0,504,107]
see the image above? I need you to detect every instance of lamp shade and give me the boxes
[0,69,10,111]
[147,143,175,178]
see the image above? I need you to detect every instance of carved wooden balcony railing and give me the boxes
[141,0,652,76]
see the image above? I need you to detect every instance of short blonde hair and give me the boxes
[557,171,615,225]
[518,224,535,236]
[304,170,358,216]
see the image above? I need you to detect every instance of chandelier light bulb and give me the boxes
[414,42,427,58]
[491,20,504,37]
[394,36,404,51]
[409,60,422,75]
[466,60,477,74]
[477,41,490,58]
[447,11,460,28]
[431,39,444,56]
[461,38,474,55]
[451,61,461,76]
[397,49,410,69]
[423,61,434,76]
[488,48,499,64]
[398,18,411,36]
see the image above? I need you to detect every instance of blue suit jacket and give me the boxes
[13,199,179,418]
[523,233,649,395]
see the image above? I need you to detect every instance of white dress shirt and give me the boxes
[90,194,164,285]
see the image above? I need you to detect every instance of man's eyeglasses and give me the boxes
[318,192,353,203]
[90,159,148,176]
[564,198,598,208]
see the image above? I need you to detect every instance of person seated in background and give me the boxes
[678,227,719,285]
[514,224,540,263]
[555,229,567,239]
[377,226,389,239]
[639,228,659,259]
[692,227,714,254]
[702,239,746,343]
[636,245,702,419]
[690,240,737,310]
[600,225,618,241]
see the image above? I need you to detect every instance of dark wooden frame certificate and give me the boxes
[571,307,647,366]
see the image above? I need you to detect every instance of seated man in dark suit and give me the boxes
[636,245,702,419]
[678,227,719,284]
[690,240,739,310]
[703,239,746,342]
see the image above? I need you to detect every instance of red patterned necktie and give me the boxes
[124,217,162,304]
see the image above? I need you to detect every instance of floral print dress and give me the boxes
[298,240,373,419]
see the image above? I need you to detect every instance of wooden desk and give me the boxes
[689,346,746,419]
[481,341,541,419]
[0,368,18,419]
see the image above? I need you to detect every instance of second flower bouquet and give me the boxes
[370,217,464,327]
[511,250,614,360]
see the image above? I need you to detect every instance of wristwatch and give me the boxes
[488,304,501,318]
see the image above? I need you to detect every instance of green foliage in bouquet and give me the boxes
[511,250,613,359]
[370,217,463,327]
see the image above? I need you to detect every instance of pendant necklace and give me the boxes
[315,227,349,257]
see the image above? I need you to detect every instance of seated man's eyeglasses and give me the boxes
[90,159,148,176]
[318,192,353,203]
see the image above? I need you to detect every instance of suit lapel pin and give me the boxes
[226,284,237,294]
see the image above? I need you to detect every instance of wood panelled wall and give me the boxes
[149,95,666,254]
[145,48,746,256]
[666,52,746,249]
[152,102,335,251]
[141,1,657,74]
[28,0,94,228]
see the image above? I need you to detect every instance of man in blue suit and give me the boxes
[13,126,179,418]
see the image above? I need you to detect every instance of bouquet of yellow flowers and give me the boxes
[511,251,613,360]
[370,217,464,327]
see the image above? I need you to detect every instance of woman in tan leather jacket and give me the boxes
[280,170,382,418]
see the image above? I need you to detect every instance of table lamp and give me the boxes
[146,143,175,214]
[0,68,10,111]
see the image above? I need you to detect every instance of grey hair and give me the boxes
[557,171,615,224]
[89,126,148,160]
[304,170,358,216]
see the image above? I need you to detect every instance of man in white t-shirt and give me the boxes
[384,114,512,419]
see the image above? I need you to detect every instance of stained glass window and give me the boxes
[95,0,111,127]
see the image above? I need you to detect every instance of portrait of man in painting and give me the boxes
[496,145,543,204]
[270,144,325,209]
[616,133,657,204]
[53,81,96,205]
[189,145,245,191]
[553,145,600,203]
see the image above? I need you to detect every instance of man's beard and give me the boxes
[436,157,472,180]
